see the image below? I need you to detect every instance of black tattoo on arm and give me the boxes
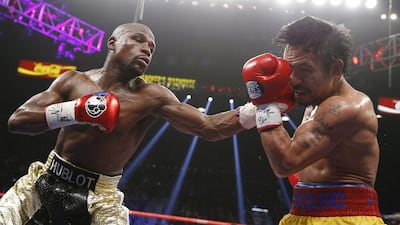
[300,103,342,148]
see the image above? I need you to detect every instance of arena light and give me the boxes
[119,95,192,188]
[345,0,361,8]
[164,97,213,215]
[365,0,377,9]
[229,99,246,224]
[380,13,398,20]
[277,0,292,5]
[352,56,360,65]
[191,1,199,6]
[329,0,342,7]
[312,0,327,6]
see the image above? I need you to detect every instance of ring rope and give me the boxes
[0,192,243,224]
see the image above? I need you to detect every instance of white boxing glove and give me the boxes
[255,102,282,131]
[236,102,256,130]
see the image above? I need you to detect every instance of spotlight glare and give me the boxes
[329,0,342,6]
[191,1,199,6]
[229,99,234,104]
[208,97,213,102]
[365,0,377,9]
[277,0,291,5]
[296,0,307,3]
[312,0,326,6]
[345,0,361,8]
[381,14,387,20]
[390,13,397,20]
[186,95,192,100]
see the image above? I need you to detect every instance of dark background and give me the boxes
[1,0,400,224]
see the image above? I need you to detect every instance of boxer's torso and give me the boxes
[297,87,379,186]
[53,69,168,175]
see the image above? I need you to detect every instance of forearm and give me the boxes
[204,109,244,141]
[260,126,294,177]
[8,105,49,135]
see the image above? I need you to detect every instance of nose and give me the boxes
[141,44,151,57]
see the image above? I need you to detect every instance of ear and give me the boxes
[107,36,116,50]
[331,59,344,77]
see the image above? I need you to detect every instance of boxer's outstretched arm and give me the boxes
[152,85,251,142]
[162,102,244,142]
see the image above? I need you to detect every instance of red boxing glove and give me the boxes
[243,53,294,131]
[242,53,291,106]
[45,92,120,133]
[276,84,296,114]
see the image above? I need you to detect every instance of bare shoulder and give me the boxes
[317,90,375,128]
[131,78,179,103]
[49,70,99,99]
[51,70,88,87]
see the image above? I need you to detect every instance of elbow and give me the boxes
[7,115,42,136]
[8,115,22,133]
[200,134,221,142]
[272,161,297,178]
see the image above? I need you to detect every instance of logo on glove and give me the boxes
[85,94,107,118]
[246,81,263,100]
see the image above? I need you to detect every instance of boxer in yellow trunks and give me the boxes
[1,23,256,224]
[281,183,384,224]
[241,16,385,224]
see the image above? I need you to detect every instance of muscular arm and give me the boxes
[162,102,242,141]
[8,71,78,135]
[260,97,359,177]
[152,86,243,142]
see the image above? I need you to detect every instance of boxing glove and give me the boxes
[242,53,291,106]
[242,53,294,131]
[45,92,120,133]
[236,102,256,130]
[276,84,296,114]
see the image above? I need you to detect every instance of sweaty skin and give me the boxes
[8,23,243,176]
[259,46,379,186]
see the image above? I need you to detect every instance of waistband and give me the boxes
[44,151,121,192]
[290,183,382,217]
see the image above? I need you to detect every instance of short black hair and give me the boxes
[273,16,353,77]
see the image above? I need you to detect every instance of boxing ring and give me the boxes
[0,192,243,225]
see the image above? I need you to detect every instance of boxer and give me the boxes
[242,16,386,225]
[1,23,256,225]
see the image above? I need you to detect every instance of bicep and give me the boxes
[159,101,207,135]
[290,101,357,166]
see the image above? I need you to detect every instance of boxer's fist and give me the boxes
[236,102,256,130]
[242,53,291,106]
[45,92,120,133]
[242,53,295,131]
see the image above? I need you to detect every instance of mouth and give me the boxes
[293,89,307,98]
[136,56,150,68]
